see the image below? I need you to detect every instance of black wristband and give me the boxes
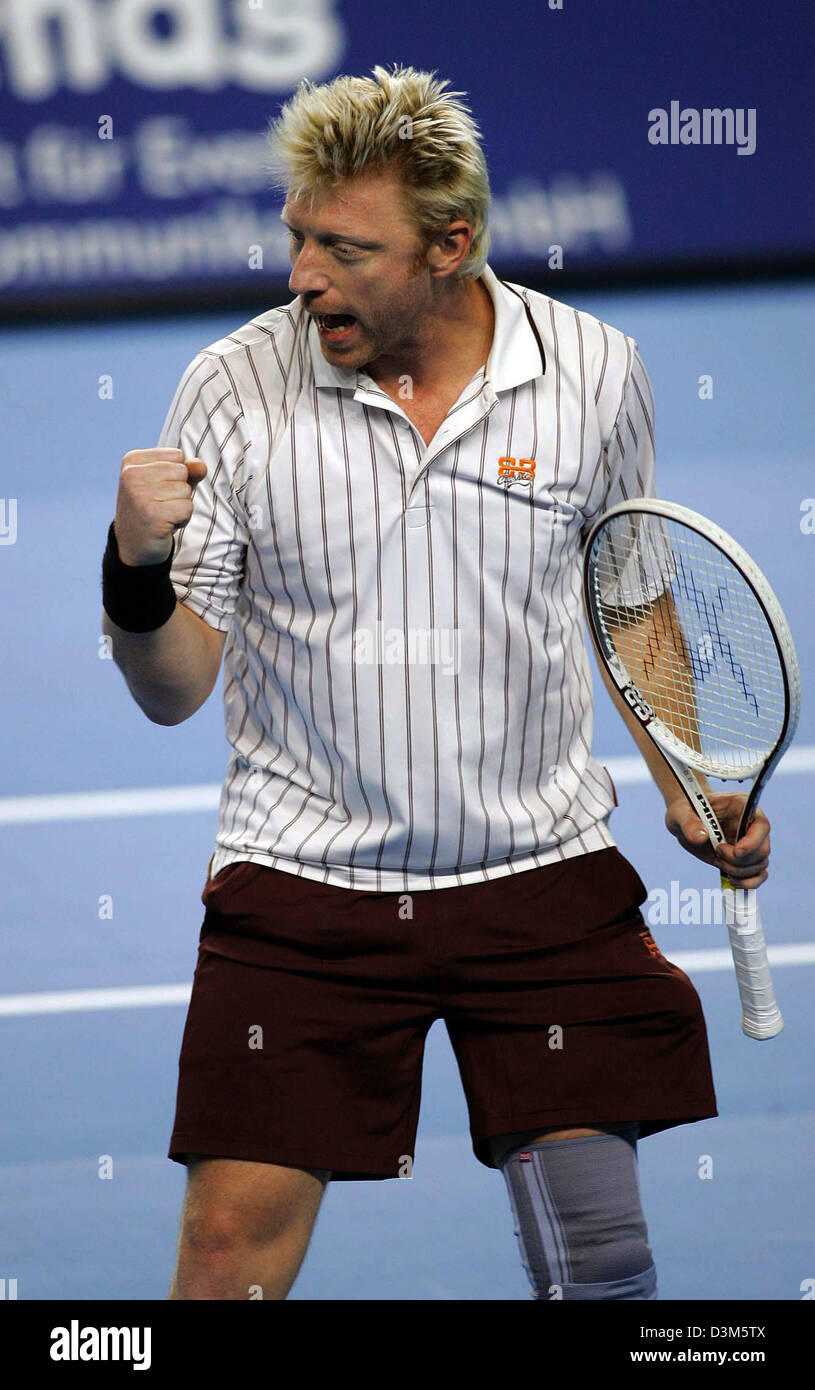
[101,521,178,633]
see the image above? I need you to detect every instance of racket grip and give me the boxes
[720,873,783,1039]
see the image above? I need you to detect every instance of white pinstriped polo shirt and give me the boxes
[159,264,656,891]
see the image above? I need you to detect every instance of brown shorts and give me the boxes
[168,847,717,1179]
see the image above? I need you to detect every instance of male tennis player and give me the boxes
[101,65,771,1301]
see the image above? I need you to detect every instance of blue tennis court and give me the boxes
[1,279,813,1300]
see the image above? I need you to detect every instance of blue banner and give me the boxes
[0,0,811,311]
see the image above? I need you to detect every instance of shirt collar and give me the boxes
[304,262,546,395]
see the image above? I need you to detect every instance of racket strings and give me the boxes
[590,514,785,776]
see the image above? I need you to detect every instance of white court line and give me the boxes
[0,984,192,1017]
[0,746,813,825]
[669,943,815,972]
[0,783,219,825]
[1,944,814,1017]
[601,745,815,787]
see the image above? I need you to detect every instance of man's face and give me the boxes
[282,167,435,371]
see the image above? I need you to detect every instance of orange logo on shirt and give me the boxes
[497,456,536,489]
[638,927,663,960]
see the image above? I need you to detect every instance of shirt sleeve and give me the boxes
[581,341,657,544]
[157,352,251,633]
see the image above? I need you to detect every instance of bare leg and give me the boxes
[168,1157,331,1301]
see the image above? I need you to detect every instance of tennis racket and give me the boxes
[583,499,801,1040]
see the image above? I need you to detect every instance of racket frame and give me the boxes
[582,498,801,1040]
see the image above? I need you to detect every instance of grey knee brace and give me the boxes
[499,1125,657,1300]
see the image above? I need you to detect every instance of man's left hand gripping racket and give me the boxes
[583,499,801,1039]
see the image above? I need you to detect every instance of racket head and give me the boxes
[583,499,801,785]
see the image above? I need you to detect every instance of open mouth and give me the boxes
[315,312,358,342]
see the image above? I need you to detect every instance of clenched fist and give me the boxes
[114,448,208,566]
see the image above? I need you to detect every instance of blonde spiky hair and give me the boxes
[266,63,491,279]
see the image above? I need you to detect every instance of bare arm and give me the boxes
[595,589,713,807]
[591,594,770,885]
[595,654,707,807]
[102,602,226,726]
[102,445,228,724]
